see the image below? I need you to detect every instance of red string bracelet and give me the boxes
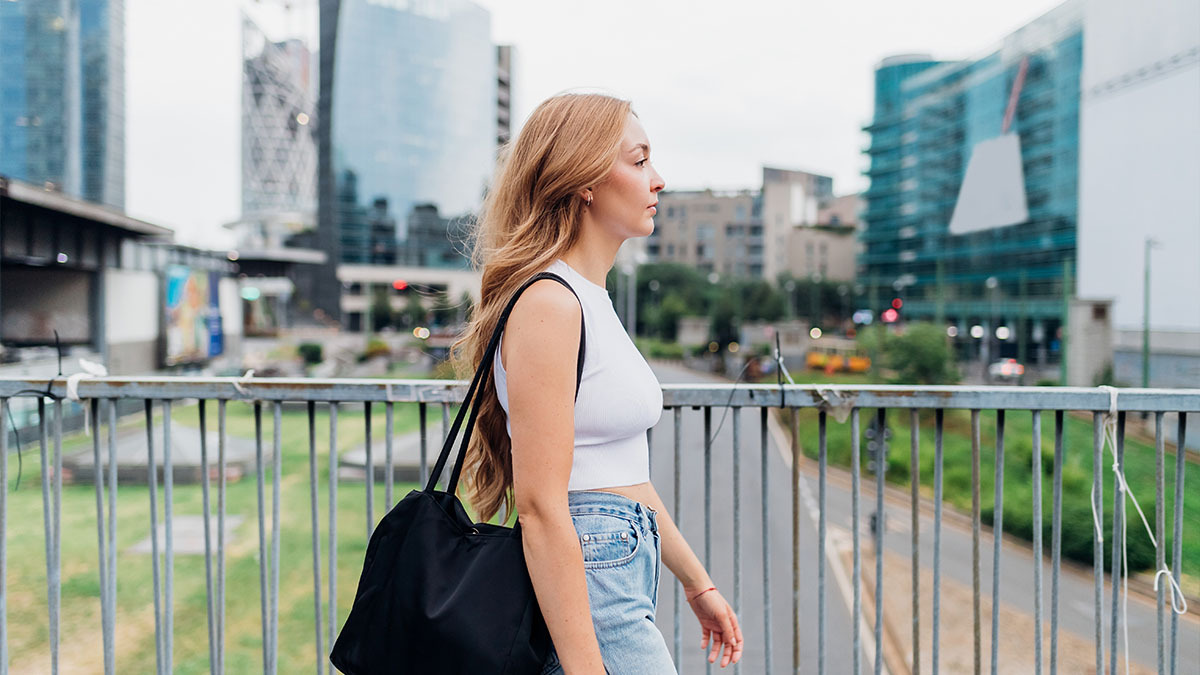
[688,586,717,602]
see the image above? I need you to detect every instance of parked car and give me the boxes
[987,358,1025,383]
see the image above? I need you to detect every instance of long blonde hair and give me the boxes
[452,93,632,521]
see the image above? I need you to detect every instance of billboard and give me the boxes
[164,265,223,365]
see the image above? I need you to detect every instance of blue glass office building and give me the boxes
[317,0,494,268]
[0,0,124,208]
[860,1,1082,363]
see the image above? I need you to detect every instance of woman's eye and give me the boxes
[636,158,648,167]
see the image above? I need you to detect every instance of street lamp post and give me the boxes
[985,276,999,377]
[1142,237,1159,388]
[809,272,822,329]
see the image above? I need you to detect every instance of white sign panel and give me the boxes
[948,133,1029,234]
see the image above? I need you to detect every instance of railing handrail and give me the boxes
[1,377,1199,411]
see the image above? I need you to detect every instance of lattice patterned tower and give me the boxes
[241,15,317,224]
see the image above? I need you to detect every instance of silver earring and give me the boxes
[585,194,593,207]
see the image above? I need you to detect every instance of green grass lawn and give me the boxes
[4,400,442,673]
[773,369,1198,595]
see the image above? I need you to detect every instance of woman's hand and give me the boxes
[686,587,743,667]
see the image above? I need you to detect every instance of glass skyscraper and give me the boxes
[860,0,1082,364]
[0,0,124,208]
[318,0,494,266]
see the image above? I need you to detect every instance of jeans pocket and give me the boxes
[573,513,640,569]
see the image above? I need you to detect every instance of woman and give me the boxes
[454,92,743,674]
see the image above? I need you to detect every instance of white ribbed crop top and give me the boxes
[493,259,663,491]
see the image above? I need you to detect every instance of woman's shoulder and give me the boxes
[505,277,582,338]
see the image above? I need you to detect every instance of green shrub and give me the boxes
[364,338,391,361]
[649,341,684,360]
[297,342,323,365]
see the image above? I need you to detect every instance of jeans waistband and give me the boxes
[567,490,658,534]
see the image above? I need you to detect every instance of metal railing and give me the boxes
[0,377,1194,674]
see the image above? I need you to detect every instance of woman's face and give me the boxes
[589,113,665,240]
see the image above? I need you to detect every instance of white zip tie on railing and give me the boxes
[65,358,108,435]
[1090,385,1188,675]
[232,369,256,397]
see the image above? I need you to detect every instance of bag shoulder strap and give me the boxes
[426,271,586,494]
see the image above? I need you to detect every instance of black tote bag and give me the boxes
[330,272,585,674]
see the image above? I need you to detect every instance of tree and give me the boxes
[370,286,393,331]
[400,294,427,328]
[652,292,689,340]
[863,322,960,384]
[431,292,458,327]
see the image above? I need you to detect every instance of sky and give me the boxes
[126,0,1067,248]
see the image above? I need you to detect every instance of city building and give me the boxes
[0,0,125,209]
[648,168,859,283]
[860,0,1084,372]
[1076,0,1200,387]
[0,176,241,377]
[785,225,857,283]
[761,167,834,281]
[315,0,496,321]
[401,204,472,269]
[648,189,760,277]
[336,265,480,333]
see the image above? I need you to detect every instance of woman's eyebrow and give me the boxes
[628,143,650,155]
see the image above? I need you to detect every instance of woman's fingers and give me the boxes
[708,630,722,664]
[719,607,742,667]
[722,629,738,667]
[700,627,710,650]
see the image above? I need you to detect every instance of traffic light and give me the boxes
[393,279,409,291]
[891,298,903,310]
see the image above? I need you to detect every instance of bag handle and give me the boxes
[425,272,585,495]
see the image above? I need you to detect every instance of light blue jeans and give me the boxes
[541,491,677,675]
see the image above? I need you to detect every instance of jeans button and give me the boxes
[582,534,590,542]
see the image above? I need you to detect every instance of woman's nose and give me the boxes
[651,168,665,192]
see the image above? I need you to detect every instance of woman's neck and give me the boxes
[560,238,621,290]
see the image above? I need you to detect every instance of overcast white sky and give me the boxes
[126,0,1065,247]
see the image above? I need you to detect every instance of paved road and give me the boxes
[649,362,863,674]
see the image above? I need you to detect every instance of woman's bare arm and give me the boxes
[505,280,605,675]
